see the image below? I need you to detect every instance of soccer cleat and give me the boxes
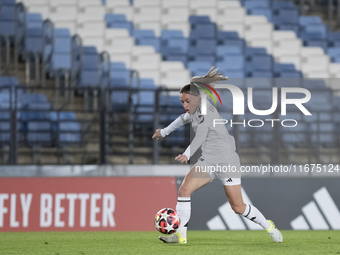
[266,220,283,243]
[159,232,187,244]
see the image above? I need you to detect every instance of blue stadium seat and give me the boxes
[134,79,157,123]
[248,71,273,78]
[274,63,296,73]
[244,0,270,9]
[244,0,272,21]
[217,31,242,42]
[0,123,10,143]
[272,1,297,9]
[274,63,302,78]
[111,62,131,87]
[217,45,243,58]
[50,111,77,134]
[163,54,188,65]
[0,0,16,39]
[299,16,323,26]
[80,46,100,87]
[0,76,19,86]
[272,9,299,25]
[328,32,340,47]
[277,24,299,34]
[217,45,245,76]
[110,62,131,110]
[20,93,48,104]
[27,102,51,110]
[250,9,272,22]
[161,37,189,55]
[304,26,327,40]
[246,55,273,72]
[59,121,82,143]
[188,61,213,76]
[105,13,126,24]
[220,69,245,78]
[328,47,340,62]
[217,32,245,49]
[190,24,216,39]
[246,78,272,89]
[27,121,52,145]
[134,29,160,52]
[48,29,72,72]
[217,55,244,70]
[245,47,267,56]
[24,13,44,57]
[278,71,302,78]
[105,14,133,35]
[50,111,76,121]
[161,30,184,40]
[189,39,216,58]
[189,16,211,24]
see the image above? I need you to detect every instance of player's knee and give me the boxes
[178,185,191,197]
[231,204,246,215]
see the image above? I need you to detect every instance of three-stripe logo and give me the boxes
[206,188,262,230]
[290,187,340,230]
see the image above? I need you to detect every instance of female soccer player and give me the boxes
[152,67,283,244]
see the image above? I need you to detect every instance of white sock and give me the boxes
[175,197,191,238]
[242,204,271,230]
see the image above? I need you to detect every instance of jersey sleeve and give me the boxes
[160,113,191,137]
[188,117,210,159]
[182,145,190,160]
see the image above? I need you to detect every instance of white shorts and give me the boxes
[193,154,241,186]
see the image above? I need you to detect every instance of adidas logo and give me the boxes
[290,187,340,230]
[226,178,233,182]
[206,188,262,230]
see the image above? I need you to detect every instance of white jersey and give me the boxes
[161,100,237,164]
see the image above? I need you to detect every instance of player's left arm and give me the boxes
[175,115,210,164]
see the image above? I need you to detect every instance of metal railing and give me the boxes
[0,85,339,165]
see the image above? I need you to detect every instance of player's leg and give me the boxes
[159,166,212,244]
[223,182,283,242]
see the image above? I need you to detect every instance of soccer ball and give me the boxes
[154,208,181,234]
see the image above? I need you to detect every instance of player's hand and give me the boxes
[175,154,188,164]
[152,129,163,141]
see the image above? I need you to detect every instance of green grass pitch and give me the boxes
[0,231,339,255]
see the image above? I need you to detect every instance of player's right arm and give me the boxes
[152,113,191,141]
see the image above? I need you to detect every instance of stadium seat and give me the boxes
[188,39,216,59]
[134,29,160,52]
[328,47,340,62]
[188,61,213,76]
[79,46,100,87]
[24,13,44,57]
[0,0,16,40]
[217,54,244,71]
[58,121,82,144]
[299,16,323,26]
[249,8,272,22]
[272,1,297,9]
[161,37,189,57]
[44,28,72,74]
[190,23,217,39]
[27,121,52,146]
